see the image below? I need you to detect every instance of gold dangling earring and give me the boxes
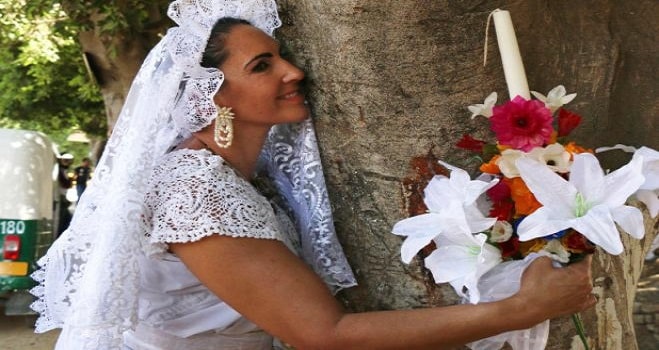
[214,106,235,148]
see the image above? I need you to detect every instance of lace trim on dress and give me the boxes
[143,149,285,256]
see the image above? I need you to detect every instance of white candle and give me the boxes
[492,9,530,100]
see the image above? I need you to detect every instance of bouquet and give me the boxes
[391,85,658,349]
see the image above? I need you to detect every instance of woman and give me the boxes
[32,1,596,349]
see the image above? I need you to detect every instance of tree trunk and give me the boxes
[77,30,146,132]
[66,4,170,133]
[587,200,658,350]
[277,0,659,348]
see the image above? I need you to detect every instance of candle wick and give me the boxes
[483,9,501,67]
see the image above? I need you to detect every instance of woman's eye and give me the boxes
[252,61,270,72]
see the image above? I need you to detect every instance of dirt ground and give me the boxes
[0,259,656,349]
[0,312,59,350]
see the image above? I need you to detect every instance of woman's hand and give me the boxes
[514,255,597,327]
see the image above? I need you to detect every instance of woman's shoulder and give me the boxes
[150,148,238,189]
[156,148,223,173]
[143,148,285,247]
[147,148,269,211]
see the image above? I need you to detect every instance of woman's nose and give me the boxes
[282,61,305,83]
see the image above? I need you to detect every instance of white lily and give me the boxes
[515,153,646,255]
[392,162,499,263]
[531,85,577,113]
[633,146,659,217]
[425,231,502,304]
[596,145,659,218]
[467,92,497,119]
[636,190,658,218]
[595,143,638,154]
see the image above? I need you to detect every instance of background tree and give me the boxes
[0,1,103,155]
[0,0,170,158]
[8,1,657,348]
[39,0,172,132]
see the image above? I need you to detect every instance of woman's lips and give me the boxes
[279,90,305,103]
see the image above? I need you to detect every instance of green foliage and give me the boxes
[24,1,170,36]
[0,0,106,138]
[0,0,170,140]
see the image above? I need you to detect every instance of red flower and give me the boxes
[456,134,486,153]
[486,180,511,202]
[489,200,514,221]
[557,108,582,137]
[561,230,596,254]
[499,236,520,259]
[490,96,554,151]
[487,181,514,221]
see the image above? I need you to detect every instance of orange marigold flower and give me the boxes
[506,177,542,216]
[480,155,501,174]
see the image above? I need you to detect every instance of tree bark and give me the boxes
[277,0,659,348]
[587,200,658,350]
[77,30,147,132]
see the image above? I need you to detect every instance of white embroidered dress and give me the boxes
[123,148,302,349]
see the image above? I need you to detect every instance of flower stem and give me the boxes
[572,313,590,350]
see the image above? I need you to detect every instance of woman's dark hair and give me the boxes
[201,17,251,68]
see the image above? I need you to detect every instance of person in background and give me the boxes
[73,157,92,200]
[55,153,73,237]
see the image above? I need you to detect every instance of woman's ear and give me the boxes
[213,93,224,107]
[213,83,230,107]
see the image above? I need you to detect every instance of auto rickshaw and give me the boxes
[0,128,60,315]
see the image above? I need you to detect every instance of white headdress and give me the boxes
[30,1,355,348]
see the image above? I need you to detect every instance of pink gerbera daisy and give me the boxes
[490,96,554,152]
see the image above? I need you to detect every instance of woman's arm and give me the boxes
[171,236,594,350]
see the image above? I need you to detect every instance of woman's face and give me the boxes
[213,25,308,128]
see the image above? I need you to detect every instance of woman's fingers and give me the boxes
[518,254,597,319]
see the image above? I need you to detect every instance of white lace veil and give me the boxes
[30,1,355,348]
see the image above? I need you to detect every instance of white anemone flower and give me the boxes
[498,144,571,178]
[531,85,577,113]
[539,239,571,264]
[392,162,499,263]
[424,231,502,304]
[490,220,513,243]
[515,153,646,255]
[527,143,572,174]
[467,92,497,119]
[496,149,525,178]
